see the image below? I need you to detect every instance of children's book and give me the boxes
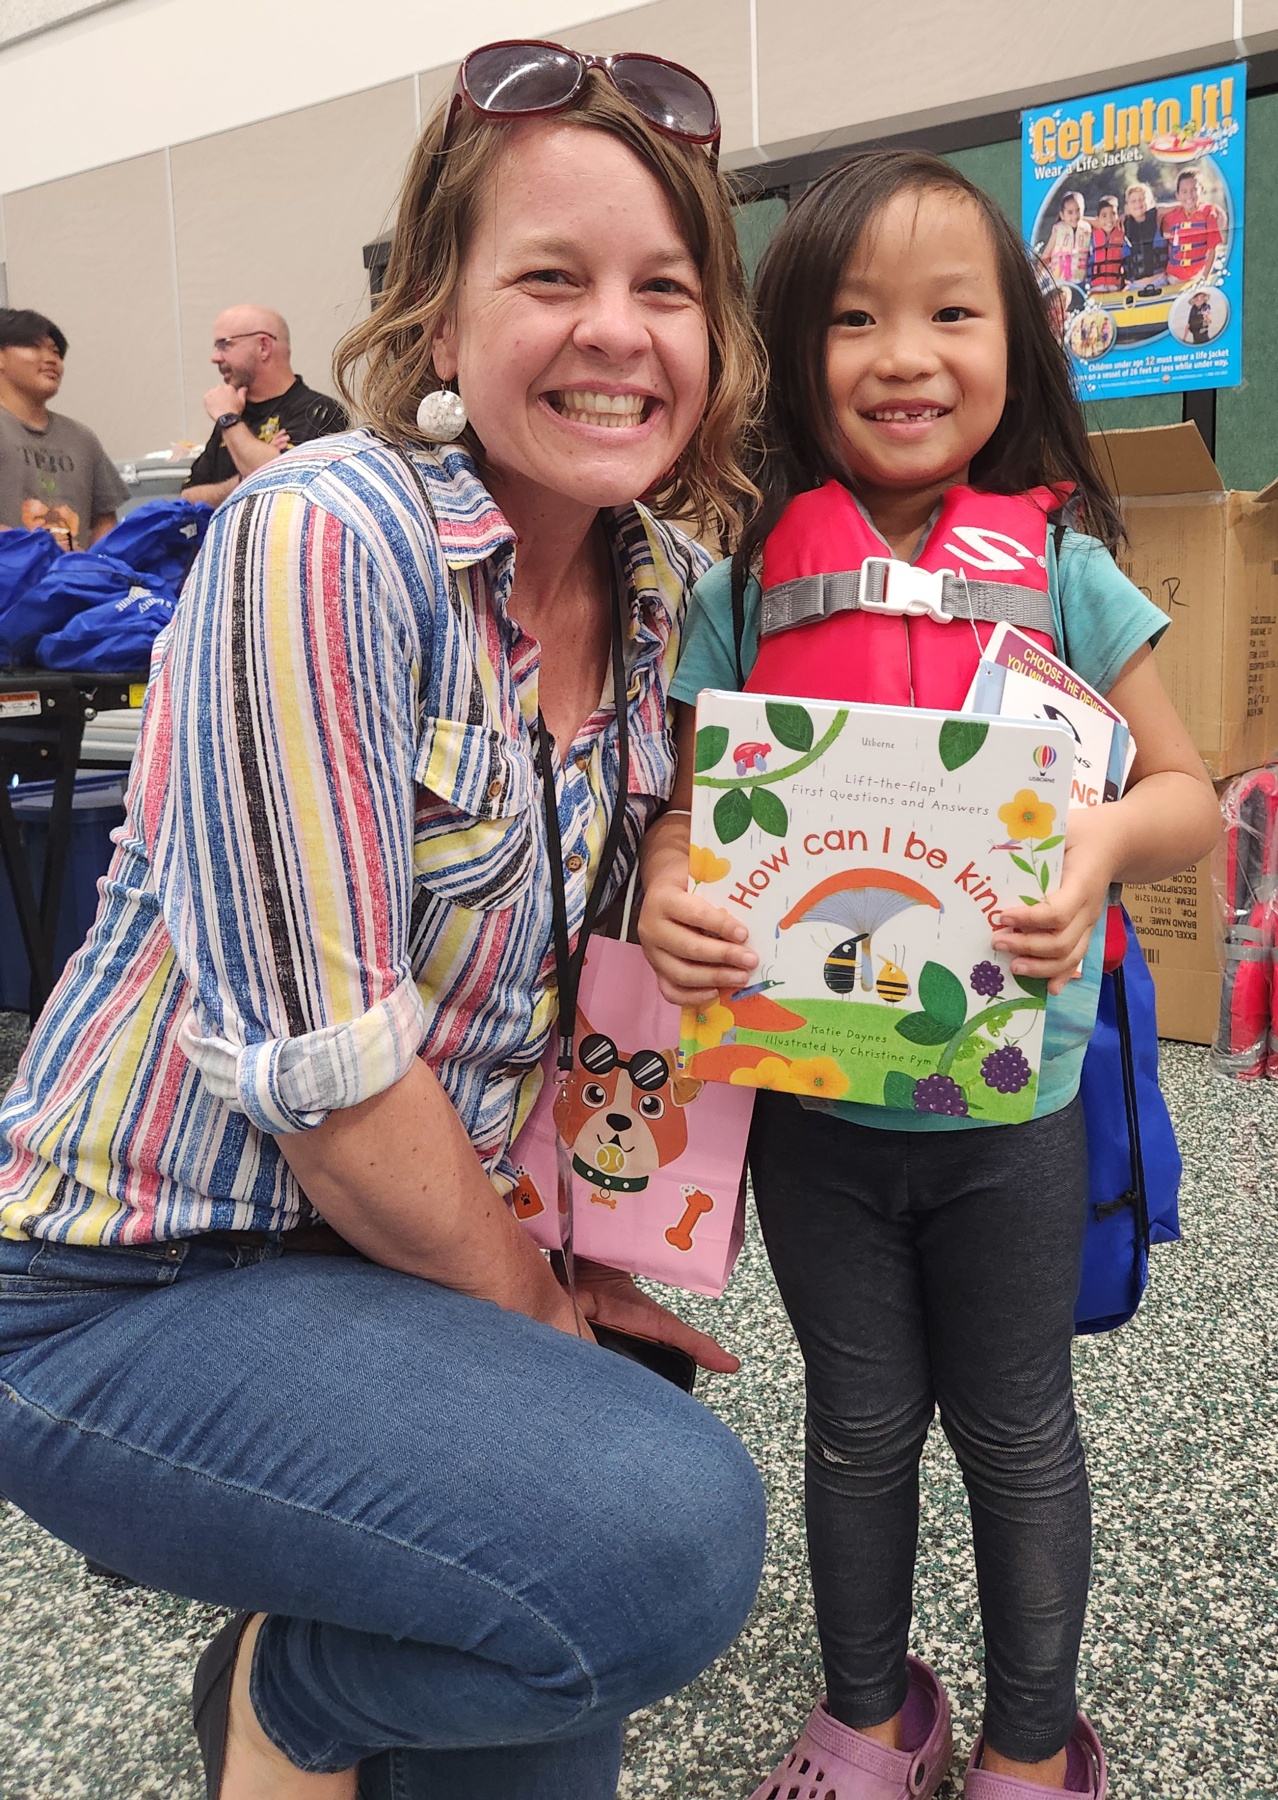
[681,691,1074,1124]
[965,624,1134,806]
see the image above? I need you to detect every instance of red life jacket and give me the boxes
[746,479,1061,712]
[1089,222,1125,291]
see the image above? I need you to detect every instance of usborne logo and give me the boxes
[942,526,1037,572]
[1032,744,1058,771]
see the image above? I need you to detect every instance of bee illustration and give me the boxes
[823,934,867,995]
[875,950,911,1004]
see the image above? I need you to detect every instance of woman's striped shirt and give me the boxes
[0,431,706,1245]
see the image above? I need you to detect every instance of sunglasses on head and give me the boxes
[442,39,721,167]
[577,1033,671,1091]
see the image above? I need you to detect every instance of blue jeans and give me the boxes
[0,1237,765,1798]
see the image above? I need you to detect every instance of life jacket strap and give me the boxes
[760,560,1055,640]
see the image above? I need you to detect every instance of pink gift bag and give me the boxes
[509,935,754,1297]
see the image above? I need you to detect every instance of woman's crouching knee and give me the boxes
[576,1391,765,1715]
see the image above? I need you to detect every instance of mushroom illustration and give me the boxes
[779,867,942,992]
[732,740,771,776]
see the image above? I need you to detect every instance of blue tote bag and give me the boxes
[0,551,151,666]
[93,498,211,596]
[1075,906,1182,1333]
[36,586,175,673]
[0,529,63,651]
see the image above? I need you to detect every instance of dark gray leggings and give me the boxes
[749,1092,1090,1764]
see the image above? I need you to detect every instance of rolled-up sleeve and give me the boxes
[148,479,429,1131]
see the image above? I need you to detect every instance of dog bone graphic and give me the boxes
[665,1186,714,1252]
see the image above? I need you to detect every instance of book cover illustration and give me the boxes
[966,624,1134,806]
[681,691,1075,1123]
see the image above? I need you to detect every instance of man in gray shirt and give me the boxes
[0,308,128,548]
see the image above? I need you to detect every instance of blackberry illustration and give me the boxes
[982,1045,1032,1094]
[970,960,1004,999]
[912,1074,969,1116]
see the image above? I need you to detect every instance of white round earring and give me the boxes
[415,385,468,442]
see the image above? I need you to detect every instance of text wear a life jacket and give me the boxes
[745,479,1061,712]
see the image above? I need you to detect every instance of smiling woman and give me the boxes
[0,42,766,1800]
[337,55,758,547]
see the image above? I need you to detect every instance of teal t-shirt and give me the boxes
[669,528,1171,1132]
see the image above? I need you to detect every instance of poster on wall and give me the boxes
[1022,63,1245,401]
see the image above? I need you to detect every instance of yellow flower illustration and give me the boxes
[688,843,731,886]
[729,1055,795,1089]
[781,1055,850,1100]
[997,790,1057,842]
[686,1000,735,1050]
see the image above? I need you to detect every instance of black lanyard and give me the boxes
[390,434,632,1034]
[536,555,632,1073]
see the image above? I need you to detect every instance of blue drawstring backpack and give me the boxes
[0,528,62,618]
[35,584,175,674]
[92,498,211,596]
[1074,906,1182,1333]
[0,551,152,667]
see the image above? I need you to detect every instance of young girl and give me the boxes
[1041,189,1092,286]
[639,150,1220,1800]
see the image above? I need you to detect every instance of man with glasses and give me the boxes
[183,304,347,507]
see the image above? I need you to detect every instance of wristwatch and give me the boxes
[216,411,243,433]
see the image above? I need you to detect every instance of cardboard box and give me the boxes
[1089,422,1278,780]
[1123,856,1220,1045]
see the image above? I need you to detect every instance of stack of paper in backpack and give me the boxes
[683,691,1074,1124]
[965,624,1134,809]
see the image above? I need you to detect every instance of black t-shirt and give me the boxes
[184,376,347,489]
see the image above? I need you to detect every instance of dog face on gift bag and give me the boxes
[553,1019,703,1204]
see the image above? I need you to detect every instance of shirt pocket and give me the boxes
[413,716,536,911]
[622,719,677,809]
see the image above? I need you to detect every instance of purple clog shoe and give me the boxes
[748,1655,953,1800]
[962,1714,1107,1799]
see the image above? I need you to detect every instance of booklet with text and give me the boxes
[965,624,1134,807]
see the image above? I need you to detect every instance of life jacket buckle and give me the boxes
[860,557,954,624]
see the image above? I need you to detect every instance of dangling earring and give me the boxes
[416,382,467,442]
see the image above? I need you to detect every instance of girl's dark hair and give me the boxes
[734,148,1124,591]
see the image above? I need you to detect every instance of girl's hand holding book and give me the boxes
[638,808,759,1007]
[992,806,1118,995]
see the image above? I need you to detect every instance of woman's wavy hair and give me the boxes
[335,70,762,542]
[734,148,1124,589]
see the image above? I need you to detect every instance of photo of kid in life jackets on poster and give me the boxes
[1023,62,1245,400]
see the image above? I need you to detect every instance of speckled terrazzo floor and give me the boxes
[0,1014,1274,1799]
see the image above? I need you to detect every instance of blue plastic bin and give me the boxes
[0,773,126,1010]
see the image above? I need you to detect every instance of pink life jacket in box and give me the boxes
[745,479,1062,712]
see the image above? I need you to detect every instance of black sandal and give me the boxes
[192,1611,254,1798]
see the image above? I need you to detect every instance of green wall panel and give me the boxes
[944,140,1020,221]
[1215,89,1278,491]
[733,194,787,284]
[1084,394,1184,433]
